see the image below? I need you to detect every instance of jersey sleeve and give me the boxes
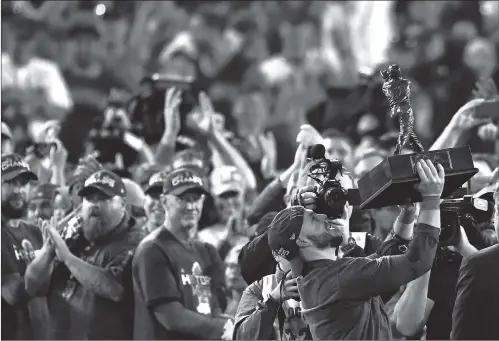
[132,241,181,308]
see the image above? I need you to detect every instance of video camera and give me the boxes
[129,73,199,145]
[307,144,358,219]
[87,89,136,166]
[439,190,494,247]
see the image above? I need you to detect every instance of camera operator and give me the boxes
[24,170,143,339]
[132,167,232,340]
[451,179,499,340]
[266,158,445,339]
[238,144,415,287]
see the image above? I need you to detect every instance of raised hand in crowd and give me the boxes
[259,131,278,180]
[430,98,492,151]
[472,78,499,100]
[162,87,182,140]
[156,87,182,165]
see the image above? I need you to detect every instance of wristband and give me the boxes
[421,196,441,210]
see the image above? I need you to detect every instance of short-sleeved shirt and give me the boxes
[132,227,226,340]
[1,220,48,340]
[46,215,143,340]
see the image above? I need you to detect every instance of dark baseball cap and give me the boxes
[1,153,38,182]
[163,167,209,196]
[267,206,306,261]
[144,170,170,195]
[78,170,126,199]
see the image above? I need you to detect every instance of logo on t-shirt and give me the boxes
[180,262,213,315]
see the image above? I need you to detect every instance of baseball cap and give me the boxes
[210,166,244,197]
[78,170,126,199]
[145,170,170,195]
[1,153,38,182]
[1,122,13,141]
[29,183,58,202]
[163,167,209,196]
[267,206,306,261]
[172,149,209,173]
[267,206,344,260]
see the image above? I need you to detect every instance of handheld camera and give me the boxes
[307,144,350,219]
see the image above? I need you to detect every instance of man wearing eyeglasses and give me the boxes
[132,166,233,340]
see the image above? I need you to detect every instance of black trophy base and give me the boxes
[357,146,478,209]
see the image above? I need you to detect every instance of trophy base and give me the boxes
[358,146,478,209]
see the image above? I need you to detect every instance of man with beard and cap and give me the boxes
[132,166,233,340]
[1,153,49,339]
[26,183,58,224]
[24,170,143,339]
[267,159,445,340]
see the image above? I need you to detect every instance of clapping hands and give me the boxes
[163,87,182,138]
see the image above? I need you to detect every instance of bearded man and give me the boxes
[267,159,445,340]
[1,153,48,339]
[24,170,143,339]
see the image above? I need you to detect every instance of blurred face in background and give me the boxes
[27,197,54,224]
[162,54,197,81]
[233,92,268,137]
[72,34,101,67]
[214,190,245,223]
[353,154,385,180]
[464,39,498,79]
[323,137,354,170]
[54,192,72,222]
[143,191,165,229]
[280,22,319,64]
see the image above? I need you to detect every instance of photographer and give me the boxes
[266,158,445,339]
[24,170,143,339]
[451,179,499,340]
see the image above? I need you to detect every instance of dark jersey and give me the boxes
[1,220,48,340]
[132,227,226,340]
[46,216,142,339]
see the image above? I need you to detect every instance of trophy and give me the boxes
[357,64,478,209]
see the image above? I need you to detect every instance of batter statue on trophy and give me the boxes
[381,64,424,155]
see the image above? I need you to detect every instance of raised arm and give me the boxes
[340,159,444,298]
[155,88,182,165]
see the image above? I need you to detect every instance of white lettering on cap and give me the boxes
[85,174,116,188]
[2,159,29,171]
[171,173,203,187]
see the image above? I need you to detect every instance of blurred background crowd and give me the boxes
[2,1,498,170]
